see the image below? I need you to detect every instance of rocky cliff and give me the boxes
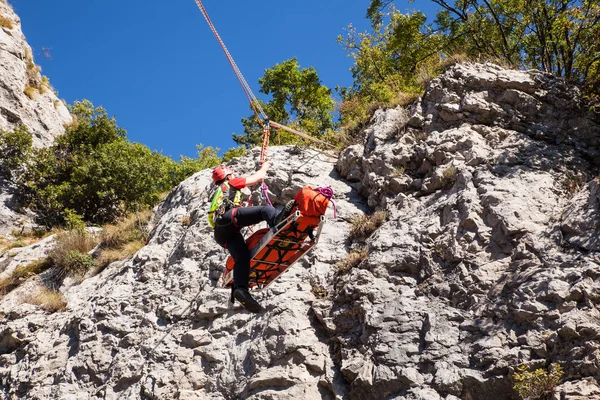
[0,63,599,400]
[0,1,72,237]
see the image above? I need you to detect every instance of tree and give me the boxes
[338,7,444,131]
[234,58,336,147]
[366,0,600,87]
[0,125,32,184]
[173,144,221,182]
[20,100,221,226]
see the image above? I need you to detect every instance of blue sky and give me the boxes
[11,0,440,159]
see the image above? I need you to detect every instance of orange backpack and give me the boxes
[293,186,332,217]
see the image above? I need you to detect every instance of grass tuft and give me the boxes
[349,211,388,240]
[336,248,368,274]
[24,85,37,99]
[93,209,152,272]
[180,215,191,226]
[0,258,52,297]
[310,278,329,299]
[48,230,98,279]
[441,165,458,188]
[100,210,151,249]
[26,287,67,313]
[0,15,13,29]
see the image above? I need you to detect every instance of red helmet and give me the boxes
[212,165,234,183]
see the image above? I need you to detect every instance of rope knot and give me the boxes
[317,186,337,218]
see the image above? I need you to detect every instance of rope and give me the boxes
[261,183,273,207]
[269,121,336,149]
[317,186,337,218]
[193,0,267,121]
[193,0,337,166]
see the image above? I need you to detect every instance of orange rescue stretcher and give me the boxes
[218,210,325,291]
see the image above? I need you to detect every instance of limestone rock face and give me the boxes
[0,63,599,400]
[0,2,72,237]
[0,2,71,147]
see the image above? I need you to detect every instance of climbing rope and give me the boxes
[316,187,336,218]
[192,0,337,162]
[193,0,267,122]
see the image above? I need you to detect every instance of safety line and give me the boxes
[193,0,267,120]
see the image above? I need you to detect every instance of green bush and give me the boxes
[222,146,247,162]
[48,229,97,279]
[18,100,220,226]
[0,125,32,183]
[63,209,85,232]
[513,364,563,400]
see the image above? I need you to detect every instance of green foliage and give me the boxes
[48,229,97,279]
[356,0,600,127]
[234,58,336,148]
[513,364,563,400]
[0,125,32,183]
[16,100,221,226]
[366,1,600,91]
[337,8,442,134]
[63,209,85,232]
[61,100,126,150]
[173,144,220,182]
[222,146,247,162]
[433,0,600,84]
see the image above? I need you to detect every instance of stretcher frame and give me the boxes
[218,210,325,291]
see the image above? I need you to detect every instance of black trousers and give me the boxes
[214,206,278,288]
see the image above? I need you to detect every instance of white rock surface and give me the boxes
[0,63,599,400]
[0,2,72,238]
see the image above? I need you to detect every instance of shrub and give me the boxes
[441,165,458,188]
[222,146,247,162]
[0,125,32,182]
[349,211,388,240]
[336,248,368,274]
[513,364,563,400]
[19,101,221,227]
[93,209,151,272]
[48,230,97,278]
[62,251,94,277]
[64,208,86,232]
[26,287,67,313]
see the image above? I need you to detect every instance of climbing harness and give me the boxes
[207,181,242,229]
